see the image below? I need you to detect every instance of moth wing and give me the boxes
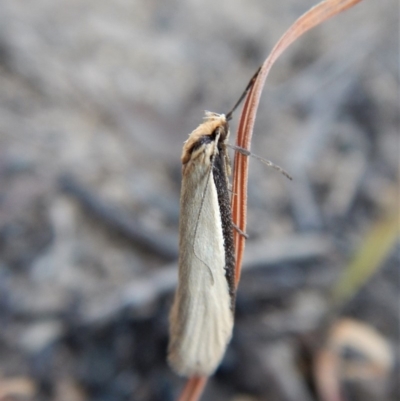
[168,161,233,377]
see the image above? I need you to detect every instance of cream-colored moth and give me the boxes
[168,71,260,377]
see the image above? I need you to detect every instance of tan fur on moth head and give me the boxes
[181,112,229,165]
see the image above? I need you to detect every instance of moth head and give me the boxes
[181,112,229,165]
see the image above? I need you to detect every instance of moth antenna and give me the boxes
[228,144,293,180]
[225,66,261,121]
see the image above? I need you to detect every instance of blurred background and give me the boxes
[0,1,398,400]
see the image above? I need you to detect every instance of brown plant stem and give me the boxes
[176,377,207,401]
[232,0,362,285]
[175,1,363,400]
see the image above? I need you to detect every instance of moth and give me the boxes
[168,111,235,377]
[168,69,291,377]
[167,70,261,377]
